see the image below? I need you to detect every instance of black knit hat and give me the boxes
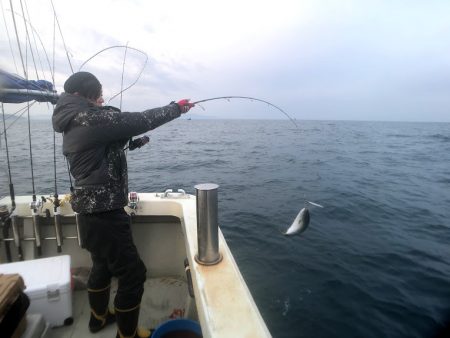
[63,72,102,100]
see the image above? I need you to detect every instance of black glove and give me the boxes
[128,135,150,151]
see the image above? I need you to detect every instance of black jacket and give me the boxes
[52,93,181,213]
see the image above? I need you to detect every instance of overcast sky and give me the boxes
[1,0,449,122]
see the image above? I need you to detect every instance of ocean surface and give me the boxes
[1,117,450,338]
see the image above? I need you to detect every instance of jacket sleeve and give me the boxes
[67,103,181,148]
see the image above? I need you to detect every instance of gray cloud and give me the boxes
[2,0,450,122]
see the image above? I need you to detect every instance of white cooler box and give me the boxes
[0,255,72,327]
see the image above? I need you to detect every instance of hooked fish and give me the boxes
[284,207,310,235]
[283,201,323,236]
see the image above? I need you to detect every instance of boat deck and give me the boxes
[48,277,193,338]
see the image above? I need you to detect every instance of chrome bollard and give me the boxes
[194,183,222,265]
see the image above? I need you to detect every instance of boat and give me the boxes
[0,188,272,337]
[0,3,271,335]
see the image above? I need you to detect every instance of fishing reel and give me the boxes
[128,135,150,151]
[29,198,42,213]
[0,205,10,224]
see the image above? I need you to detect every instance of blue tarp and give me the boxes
[0,69,58,104]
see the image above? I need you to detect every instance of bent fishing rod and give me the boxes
[192,96,298,128]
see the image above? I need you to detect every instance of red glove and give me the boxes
[177,99,195,113]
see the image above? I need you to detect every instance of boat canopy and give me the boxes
[0,69,59,104]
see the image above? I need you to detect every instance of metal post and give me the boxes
[194,183,222,265]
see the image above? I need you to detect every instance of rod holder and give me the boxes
[54,213,63,253]
[32,213,42,256]
[11,214,23,261]
[30,199,42,256]
[194,183,222,265]
[75,213,83,247]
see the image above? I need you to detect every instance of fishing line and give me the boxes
[52,10,56,83]
[0,103,37,137]
[19,0,39,80]
[193,96,298,128]
[6,9,56,83]
[23,0,47,81]
[50,0,74,74]
[119,43,129,111]
[26,102,37,199]
[79,45,148,104]
[9,0,27,78]
[1,1,19,74]
[118,43,132,156]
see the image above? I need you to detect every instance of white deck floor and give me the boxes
[47,277,192,338]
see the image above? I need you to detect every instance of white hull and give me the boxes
[0,192,271,337]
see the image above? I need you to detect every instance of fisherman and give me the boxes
[52,71,194,338]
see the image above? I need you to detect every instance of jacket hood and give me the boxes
[52,93,92,132]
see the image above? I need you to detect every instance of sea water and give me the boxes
[1,117,449,338]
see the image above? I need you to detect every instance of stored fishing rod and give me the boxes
[193,96,299,128]
[52,130,63,253]
[0,206,12,262]
[26,102,42,256]
[1,102,21,261]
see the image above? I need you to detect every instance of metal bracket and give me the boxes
[158,189,189,199]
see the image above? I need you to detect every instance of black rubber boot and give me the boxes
[115,304,151,338]
[87,285,116,333]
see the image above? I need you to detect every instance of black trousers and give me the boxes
[78,208,147,310]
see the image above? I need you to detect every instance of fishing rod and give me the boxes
[18,0,44,257]
[192,96,299,128]
[78,45,148,104]
[6,9,56,82]
[1,102,19,261]
[26,101,43,256]
[52,129,63,253]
